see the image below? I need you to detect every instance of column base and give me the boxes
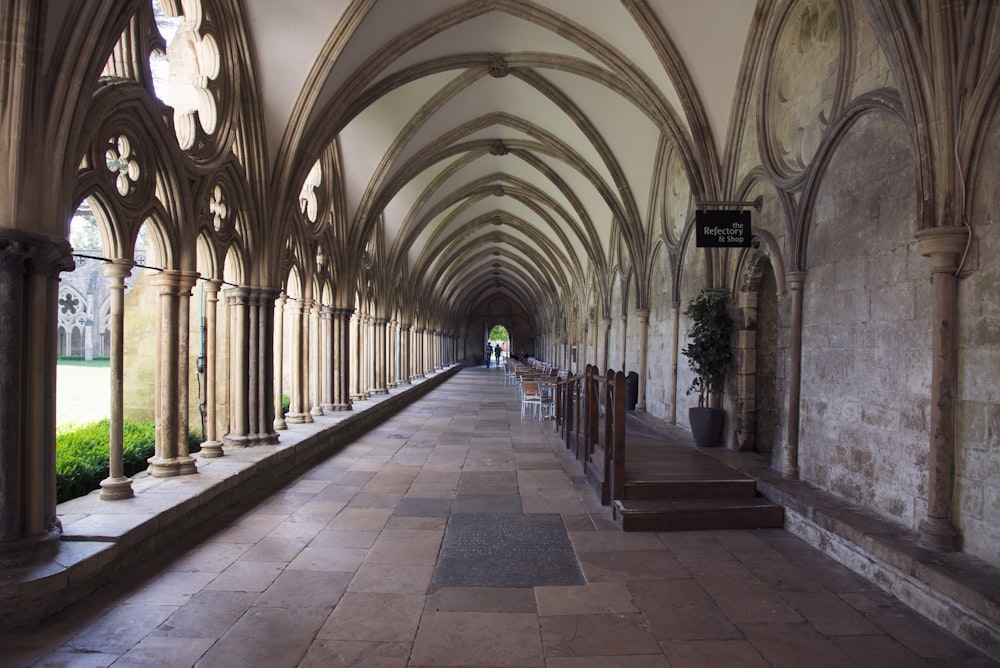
[251,432,280,446]
[284,412,314,424]
[147,455,198,478]
[199,440,225,458]
[350,393,366,402]
[0,527,61,569]
[274,417,287,430]
[224,434,251,448]
[372,388,389,395]
[99,475,134,500]
[331,403,353,411]
[918,517,961,552]
[310,405,325,416]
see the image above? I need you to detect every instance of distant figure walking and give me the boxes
[494,344,502,367]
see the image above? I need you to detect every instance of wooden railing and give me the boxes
[555,364,626,508]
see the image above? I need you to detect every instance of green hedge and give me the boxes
[56,419,201,503]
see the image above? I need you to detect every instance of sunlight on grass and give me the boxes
[57,360,110,429]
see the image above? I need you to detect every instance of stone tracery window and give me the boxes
[209,184,228,231]
[105,135,141,197]
[150,0,221,150]
[299,160,322,223]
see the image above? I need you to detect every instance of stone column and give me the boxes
[915,227,967,551]
[197,279,224,456]
[309,301,323,416]
[253,288,280,444]
[399,324,412,384]
[99,260,136,497]
[332,307,353,410]
[350,310,364,401]
[413,327,425,379]
[388,319,399,388]
[147,270,196,477]
[285,298,313,423]
[373,317,388,394]
[0,233,71,568]
[668,303,679,424]
[176,271,198,468]
[783,272,806,478]
[320,306,334,410]
[635,309,650,410]
[600,317,612,372]
[619,315,628,371]
[273,293,287,430]
[225,287,250,446]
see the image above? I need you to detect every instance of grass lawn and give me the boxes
[57,359,110,428]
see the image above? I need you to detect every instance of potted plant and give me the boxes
[681,288,733,447]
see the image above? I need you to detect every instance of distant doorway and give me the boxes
[487,324,510,368]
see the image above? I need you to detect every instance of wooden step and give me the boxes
[614,497,785,532]
[624,478,758,500]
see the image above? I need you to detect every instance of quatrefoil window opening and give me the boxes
[105,135,140,197]
[209,184,227,231]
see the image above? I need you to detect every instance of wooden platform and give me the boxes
[588,414,785,532]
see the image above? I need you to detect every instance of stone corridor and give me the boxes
[2,367,994,667]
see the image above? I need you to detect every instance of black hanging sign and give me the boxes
[695,209,752,247]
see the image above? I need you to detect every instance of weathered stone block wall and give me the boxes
[122,269,158,423]
[800,109,928,530]
[957,104,1000,564]
[645,247,675,416]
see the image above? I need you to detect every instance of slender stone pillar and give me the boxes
[310,301,324,415]
[285,298,313,423]
[668,303,679,424]
[783,272,806,478]
[350,310,364,401]
[147,271,197,477]
[100,260,136,497]
[175,271,198,473]
[0,233,70,567]
[330,307,353,410]
[415,326,423,375]
[320,306,334,410]
[225,287,251,446]
[399,324,412,384]
[252,288,280,444]
[600,317,612,372]
[388,319,399,388]
[635,309,650,410]
[273,293,287,430]
[373,317,388,394]
[915,227,967,551]
[197,279,224,456]
[619,316,628,371]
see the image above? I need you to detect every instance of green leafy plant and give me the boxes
[681,288,733,407]
[56,419,201,503]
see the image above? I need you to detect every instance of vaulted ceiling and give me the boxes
[241,0,759,325]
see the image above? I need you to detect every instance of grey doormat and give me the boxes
[431,513,584,589]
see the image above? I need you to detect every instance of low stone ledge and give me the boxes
[0,364,463,631]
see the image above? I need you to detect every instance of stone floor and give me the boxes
[2,366,997,667]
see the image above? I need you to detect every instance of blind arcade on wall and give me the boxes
[695,209,752,247]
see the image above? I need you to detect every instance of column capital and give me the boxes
[786,271,807,291]
[915,226,969,272]
[0,229,74,275]
[224,285,253,305]
[101,259,135,280]
[635,308,650,323]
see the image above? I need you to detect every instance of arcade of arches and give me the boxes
[2,0,1000,651]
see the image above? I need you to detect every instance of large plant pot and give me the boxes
[689,407,725,448]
